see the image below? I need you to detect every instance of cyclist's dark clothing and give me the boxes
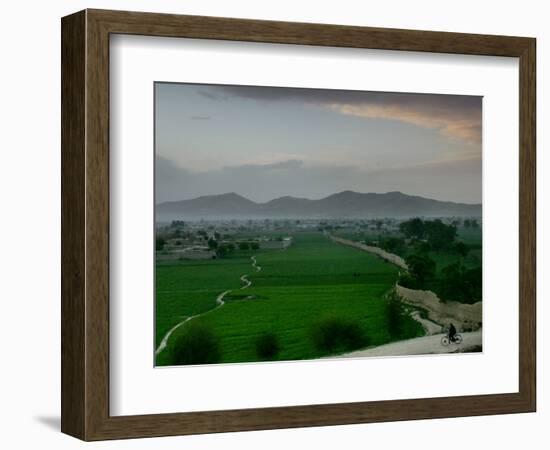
[449,323,457,341]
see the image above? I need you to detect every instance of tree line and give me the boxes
[395,218,481,303]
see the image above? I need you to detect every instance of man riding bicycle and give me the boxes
[448,323,457,342]
[441,323,462,346]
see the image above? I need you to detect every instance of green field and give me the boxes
[155,232,423,366]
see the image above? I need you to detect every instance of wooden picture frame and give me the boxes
[61,9,536,441]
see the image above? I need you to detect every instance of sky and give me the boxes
[155,82,482,204]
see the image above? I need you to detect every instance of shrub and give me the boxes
[311,317,369,353]
[255,332,280,360]
[169,323,221,365]
[398,271,417,288]
[238,242,250,251]
[216,243,236,258]
[386,292,406,338]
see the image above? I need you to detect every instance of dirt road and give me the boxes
[335,329,482,358]
[410,311,442,335]
[328,234,408,269]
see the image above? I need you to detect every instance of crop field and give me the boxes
[155,232,423,366]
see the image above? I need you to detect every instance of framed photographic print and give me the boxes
[61,9,536,441]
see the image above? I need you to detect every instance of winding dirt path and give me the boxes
[240,274,252,289]
[155,289,230,356]
[251,256,262,272]
[155,255,260,355]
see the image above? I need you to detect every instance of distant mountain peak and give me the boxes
[197,192,246,199]
[156,191,481,220]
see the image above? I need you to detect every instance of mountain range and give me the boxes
[156,191,481,221]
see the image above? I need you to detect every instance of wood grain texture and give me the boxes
[61,9,537,441]
[61,10,86,439]
[518,39,536,409]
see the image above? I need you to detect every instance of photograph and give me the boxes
[153,83,483,366]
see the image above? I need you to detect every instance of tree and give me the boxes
[441,263,482,303]
[424,219,457,250]
[405,254,436,288]
[463,266,482,302]
[250,242,260,250]
[399,217,425,239]
[214,232,221,240]
[441,262,464,300]
[216,243,235,258]
[216,245,227,258]
[379,237,405,255]
[471,219,479,228]
[454,241,470,258]
[155,237,166,251]
[238,242,250,251]
[413,240,431,254]
[171,220,185,227]
[464,219,471,228]
[207,238,218,251]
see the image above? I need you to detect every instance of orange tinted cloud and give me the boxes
[330,103,481,144]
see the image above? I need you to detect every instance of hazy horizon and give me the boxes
[155,83,482,204]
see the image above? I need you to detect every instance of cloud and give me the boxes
[197,84,482,144]
[330,102,481,144]
[225,159,304,171]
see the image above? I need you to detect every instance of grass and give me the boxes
[155,232,423,365]
[155,257,252,346]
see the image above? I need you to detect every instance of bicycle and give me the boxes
[441,333,463,346]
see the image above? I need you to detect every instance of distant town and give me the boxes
[155,216,480,262]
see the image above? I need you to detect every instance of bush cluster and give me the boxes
[311,317,369,353]
[255,332,280,360]
[169,323,221,365]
